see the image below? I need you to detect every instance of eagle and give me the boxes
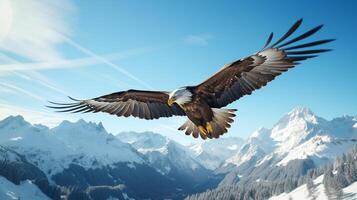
[48,19,333,140]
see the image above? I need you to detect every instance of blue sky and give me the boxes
[0,0,356,144]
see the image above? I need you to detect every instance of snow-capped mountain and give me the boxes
[116,132,215,186]
[1,107,355,200]
[224,107,357,168]
[189,137,244,170]
[0,116,144,179]
[116,132,221,192]
[186,121,357,200]
[225,127,274,167]
[0,116,220,199]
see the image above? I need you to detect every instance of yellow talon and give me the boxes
[198,125,207,136]
[167,98,174,106]
[206,122,213,134]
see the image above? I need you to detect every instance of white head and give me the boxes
[167,87,192,106]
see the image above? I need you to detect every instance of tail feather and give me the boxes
[211,108,236,138]
[178,120,200,138]
[178,108,237,139]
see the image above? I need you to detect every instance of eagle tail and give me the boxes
[210,108,237,138]
[178,108,237,139]
[178,120,200,138]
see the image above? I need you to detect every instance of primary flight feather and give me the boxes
[48,19,334,140]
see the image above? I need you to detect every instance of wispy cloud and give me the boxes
[0,0,74,62]
[183,34,213,46]
[0,52,71,97]
[0,0,155,101]
[62,36,155,90]
[0,0,154,90]
[0,0,77,101]
[0,81,45,102]
[0,52,126,72]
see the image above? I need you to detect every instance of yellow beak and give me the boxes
[167,98,175,106]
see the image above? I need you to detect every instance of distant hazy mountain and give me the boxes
[117,131,202,174]
[188,137,244,170]
[117,132,220,192]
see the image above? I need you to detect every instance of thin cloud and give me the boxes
[0,52,126,72]
[183,34,213,46]
[62,36,155,90]
[0,81,45,102]
[0,0,154,91]
[19,71,72,97]
[0,53,71,96]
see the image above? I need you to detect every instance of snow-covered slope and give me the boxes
[0,116,144,179]
[189,137,244,170]
[270,175,357,200]
[0,177,50,200]
[224,107,357,168]
[0,145,22,163]
[343,182,357,200]
[116,131,217,193]
[117,132,202,174]
[52,120,144,165]
[226,128,274,167]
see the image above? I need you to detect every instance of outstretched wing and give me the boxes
[194,19,334,108]
[48,90,186,119]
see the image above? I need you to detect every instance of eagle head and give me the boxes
[168,87,192,106]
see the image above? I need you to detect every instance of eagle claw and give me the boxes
[198,126,208,136]
[206,122,213,134]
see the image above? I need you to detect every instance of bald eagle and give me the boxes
[48,19,333,139]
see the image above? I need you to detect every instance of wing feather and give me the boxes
[194,19,334,108]
[48,90,186,119]
[270,18,303,48]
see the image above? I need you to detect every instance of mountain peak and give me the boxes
[288,106,314,118]
[270,107,319,144]
[274,107,318,130]
[250,127,270,139]
[0,115,30,128]
[55,119,107,135]
[1,115,25,122]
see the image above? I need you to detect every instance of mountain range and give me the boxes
[212,107,356,190]
[0,107,356,199]
[224,107,356,166]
